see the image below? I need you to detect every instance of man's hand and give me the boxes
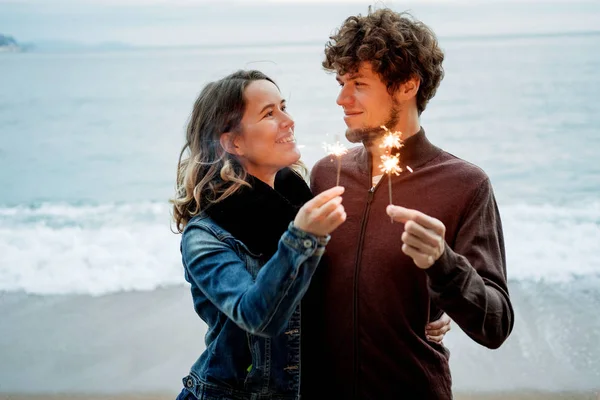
[386,205,446,269]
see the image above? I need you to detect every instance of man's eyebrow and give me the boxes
[336,73,365,82]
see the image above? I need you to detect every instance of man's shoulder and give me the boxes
[436,150,490,186]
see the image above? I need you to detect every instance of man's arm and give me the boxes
[387,178,514,349]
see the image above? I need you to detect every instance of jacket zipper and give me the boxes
[352,185,376,399]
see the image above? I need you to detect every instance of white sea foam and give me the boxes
[0,202,598,295]
[502,202,600,282]
[0,202,184,296]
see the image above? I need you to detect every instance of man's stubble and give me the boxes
[345,99,401,146]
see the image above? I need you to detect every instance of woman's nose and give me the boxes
[280,112,294,129]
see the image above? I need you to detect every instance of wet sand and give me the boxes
[1,285,598,398]
[1,392,599,400]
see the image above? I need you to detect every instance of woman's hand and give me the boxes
[426,313,452,343]
[294,186,346,237]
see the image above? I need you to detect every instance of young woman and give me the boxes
[171,70,346,400]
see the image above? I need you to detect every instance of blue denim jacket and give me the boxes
[179,213,329,400]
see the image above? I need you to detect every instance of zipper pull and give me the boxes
[367,186,375,203]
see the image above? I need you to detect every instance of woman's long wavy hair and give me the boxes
[171,70,306,233]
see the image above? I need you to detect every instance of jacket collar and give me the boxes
[205,168,312,260]
[355,126,442,177]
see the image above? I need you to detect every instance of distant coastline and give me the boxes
[1,29,599,55]
[0,34,23,52]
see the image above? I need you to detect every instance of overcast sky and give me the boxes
[1,0,598,47]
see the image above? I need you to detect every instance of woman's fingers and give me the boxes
[426,313,452,343]
[315,196,343,219]
[307,186,345,209]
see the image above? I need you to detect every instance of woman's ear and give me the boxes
[220,132,243,156]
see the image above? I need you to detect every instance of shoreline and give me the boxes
[2,285,599,396]
[1,392,599,400]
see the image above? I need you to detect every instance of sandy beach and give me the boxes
[0,287,203,394]
[1,392,598,399]
[1,285,599,399]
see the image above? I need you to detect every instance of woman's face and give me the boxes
[227,79,300,184]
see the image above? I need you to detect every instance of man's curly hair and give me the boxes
[323,8,445,115]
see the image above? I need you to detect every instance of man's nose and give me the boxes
[336,86,353,107]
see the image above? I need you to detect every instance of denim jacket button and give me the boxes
[303,239,312,248]
[185,377,194,388]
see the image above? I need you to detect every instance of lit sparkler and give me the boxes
[377,126,413,222]
[379,154,403,206]
[323,138,348,187]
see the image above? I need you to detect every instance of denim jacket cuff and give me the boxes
[285,222,330,254]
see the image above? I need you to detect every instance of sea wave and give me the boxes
[0,201,598,295]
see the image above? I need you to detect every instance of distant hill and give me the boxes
[0,34,21,52]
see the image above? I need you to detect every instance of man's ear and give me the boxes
[220,132,243,156]
[398,76,420,99]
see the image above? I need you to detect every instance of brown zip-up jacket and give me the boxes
[301,128,514,399]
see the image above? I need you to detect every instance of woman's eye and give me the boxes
[265,111,273,117]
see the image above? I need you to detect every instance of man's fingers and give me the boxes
[402,243,435,269]
[402,243,430,264]
[387,205,445,234]
[411,212,444,233]
[401,231,437,255]
[386,205,412,223]
[404,221,442,249]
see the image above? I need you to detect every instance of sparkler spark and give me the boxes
[323,139,349,187]
[377,126,411,221]
[379,125,403,150]
[323,141,348,157]
[379,154,403,176]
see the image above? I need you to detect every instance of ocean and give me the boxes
[0,0,599,396]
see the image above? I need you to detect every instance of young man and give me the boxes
[301,8,514,399]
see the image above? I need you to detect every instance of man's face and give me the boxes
[335,62,399,143]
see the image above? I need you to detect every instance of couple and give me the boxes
[171,8,514,400]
